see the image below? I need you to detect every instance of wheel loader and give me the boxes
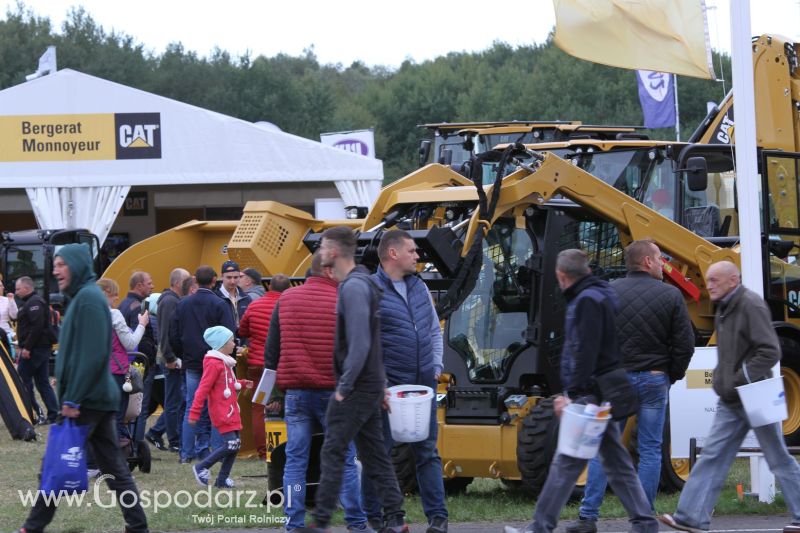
[244,33,800,499]
[418,120,647,181]
[103,32,800,503]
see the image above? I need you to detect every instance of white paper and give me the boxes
[252,368,277,405]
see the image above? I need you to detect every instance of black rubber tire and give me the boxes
[443,476,474,494]
[391,443,472,495]
[264,438,321,508]
[137,439,152,473]
[659,405,689,493]
[501,479,523,489]
[391,443,418,494]
[266,455,284,507]
[780,335,800,446]
[517,396,559,497]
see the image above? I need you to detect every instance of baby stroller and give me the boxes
[121,351,151,473]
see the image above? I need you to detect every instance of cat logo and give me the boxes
[115,112,161,159]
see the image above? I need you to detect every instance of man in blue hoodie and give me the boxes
[19,243,149,533]
[505,249,657,533]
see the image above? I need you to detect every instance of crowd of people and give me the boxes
[8,232,800,533]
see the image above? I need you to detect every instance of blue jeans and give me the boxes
[181,369,222,461]
[674,400,800,529]
[580,370,668,518]
[148,366,183,447]
[196,430,241,486]
[361,386,447,522]
[283,389,366,531]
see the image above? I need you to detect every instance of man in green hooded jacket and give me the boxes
[19,243,149,533]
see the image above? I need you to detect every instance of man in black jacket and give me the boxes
[170,265,235,463]
[569,240,694,533]
[118,271,157,443]
[15,276,58,424]
[145,267,191,452]
[506,249,657,533]
[215,260,250,329]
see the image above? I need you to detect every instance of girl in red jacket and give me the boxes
[189,326,252,488]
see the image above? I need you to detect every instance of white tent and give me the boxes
[0,69,383,243]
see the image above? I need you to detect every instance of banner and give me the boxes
[552,0,715,79]
[320,129,375,158]
[0,113,161,162]
[637,70,675,128]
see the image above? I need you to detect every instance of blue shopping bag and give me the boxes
[39,418,90,494]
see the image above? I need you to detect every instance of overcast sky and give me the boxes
[5,1,800,68]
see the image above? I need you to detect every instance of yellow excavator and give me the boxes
[418,120,647,175]
[104,33,800,500]
[251,32,800,499]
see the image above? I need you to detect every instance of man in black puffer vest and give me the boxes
[569,239,694,533]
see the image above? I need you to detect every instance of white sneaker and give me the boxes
[214,477,235,488]
[192,464,210,486]
[504,526,533,533]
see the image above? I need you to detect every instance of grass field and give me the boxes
[0,417,790,532]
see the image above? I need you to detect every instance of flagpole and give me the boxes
[730,0,762,295]
[673,74,680,141]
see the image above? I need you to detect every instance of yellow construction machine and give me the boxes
[250,33,800,499]
[418,120,647,182]
[103,32,800,501]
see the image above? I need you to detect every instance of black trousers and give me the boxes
[23,408,149,533]
[17,346,59,421]
[312,389,405,528]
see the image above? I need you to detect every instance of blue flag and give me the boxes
[637,70,676,129]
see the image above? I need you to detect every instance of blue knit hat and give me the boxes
[203,326,234,351]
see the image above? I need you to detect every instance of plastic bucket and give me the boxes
[736,375,787,428]
[386,385,434,443]
[556,404,610,459]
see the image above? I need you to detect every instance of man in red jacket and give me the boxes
[264,252,367,532]
[238,273,290,460]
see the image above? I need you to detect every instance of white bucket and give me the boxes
[556,404,610,459]
[736,375,787,428]
[386,385,434,443]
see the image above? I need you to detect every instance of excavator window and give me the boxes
[681,167,737,238]
[573,148,670,205]
[434,137,472,166]
[5,245,45,294]
[447,219,533,383]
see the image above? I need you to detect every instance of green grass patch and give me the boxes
[0,421,791,531]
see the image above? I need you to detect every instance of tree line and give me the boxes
[0,4,732,181]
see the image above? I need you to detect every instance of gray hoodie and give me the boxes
[334,265,386,397]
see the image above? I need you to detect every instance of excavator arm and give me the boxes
[464,151,740,284]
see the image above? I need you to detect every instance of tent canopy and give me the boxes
[0,69,383,187]
[0,69,383,243]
